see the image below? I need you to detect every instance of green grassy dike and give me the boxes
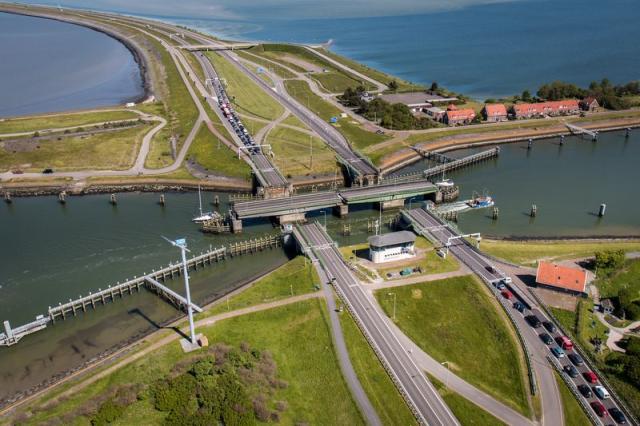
[375,275,532,417]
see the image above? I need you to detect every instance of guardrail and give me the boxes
[547,355,600,425]
[528,288,639,426]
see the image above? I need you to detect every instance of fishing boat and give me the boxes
[467,191,494,209]
[192,186,216,223]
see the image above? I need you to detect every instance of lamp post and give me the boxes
[163,237,197,346]
[387,292,397,321]
[408,196,417,210]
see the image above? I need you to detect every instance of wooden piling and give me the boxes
[159,194,165,206]
[3,192,11,204]
[530,204,537,217]
[110,194,117,205]
[492,207,499,220]
[58,191,67,204]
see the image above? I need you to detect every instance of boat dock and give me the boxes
[565,122,598,139]
[0,235,282,347]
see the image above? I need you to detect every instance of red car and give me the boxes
[583,371,598,384]
[590,401,607,417]
[501,290,513,300]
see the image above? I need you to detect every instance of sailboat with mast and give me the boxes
[192,186,216,223]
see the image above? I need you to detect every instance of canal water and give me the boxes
[0,12,144,117]
[0,190,394,402]
[394,129,640,238]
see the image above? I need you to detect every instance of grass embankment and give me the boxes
[13,299,363,426]
[314,48,424,92]
[251,44,374,93]
[554,373,592,426]
[144,37,199,169]
[339,308,418,426]
[428,374,507,425]
[205,52,284,121]
[267,126,338,176]
[0,110,138,134]
[280,113,310,130]
[284,79,388,152]
[597,258,640,299]
[202,256,319,317]
[481,239,640,266]
[375,275,532,416]
[0,125,151,172]
[186,125,252,180]
[235,50,297,79]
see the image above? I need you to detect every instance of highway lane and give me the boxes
[297,222,459,426]
[405,207,634,426]
[131,18,378,179]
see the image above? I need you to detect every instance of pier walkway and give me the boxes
[1,235,281,347]
[387,147,500,184]
[565,122,598,139]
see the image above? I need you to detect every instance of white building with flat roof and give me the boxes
[368,231,417,264]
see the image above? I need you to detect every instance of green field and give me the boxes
[206,52,284,121]
[555,373,592,426]
[0,110,139,134]
[314,48,425,93]
[280,113,310,130]
[186,125,252,180]
[144,37,199,169]
[481,239,640,266]
[428,374,507,426]
[375,276,532,416]
[267,125,339,176]
[339,308,418,426]
[13,299,363,426]
[597,258,640,299]
[284,79,388,152]
[235,50,297,79]
[202,256,319,316]
[0,125,150,172]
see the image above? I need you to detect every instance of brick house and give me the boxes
[511,100,580,119]
[444,106,476,126]
[482,104,508,122]
[580,96,600,112]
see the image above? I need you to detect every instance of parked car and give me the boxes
[563,364,579,378]
[42,168,54,174]
[577,384,592,398]
[513,301,526,313]
[608,407,627,424]
[551,346,565,358]
[542,321,557,333]
[590,401,608,417]
[525,315,542,328]
[501,290,513,300]
[539,333,554,345]
[568,353,584,366]
[583,371,598,384]
[594,385,610,399]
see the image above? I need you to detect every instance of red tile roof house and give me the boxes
[482,104,508,122]
[535,261,588,296]
[444,108,476,126]
[580,96,601,112]
[511,100,581,119]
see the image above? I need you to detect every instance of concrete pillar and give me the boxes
[277,212,306,224]
[380,198,405,211]
[334,204,349,217]
[3,321,13,340]
[231,217,243,233]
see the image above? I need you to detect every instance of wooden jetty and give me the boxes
[1,234,282,347]
[423,147,500,179]
[412,147,454,163]
[565,123,598,140]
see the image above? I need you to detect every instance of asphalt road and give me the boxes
[296,222,460,426]
[404,207,634,426]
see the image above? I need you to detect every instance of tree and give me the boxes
[388,80,398,91]
[521,89,532,102]
[430,81,439,92]
[594,250,625,271]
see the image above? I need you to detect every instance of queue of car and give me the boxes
[213,80,260,155]
[494,278,629,424]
